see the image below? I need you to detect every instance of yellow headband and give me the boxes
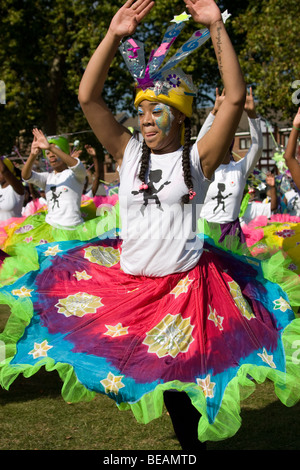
[134,86,194,118]
[2,158,16,175]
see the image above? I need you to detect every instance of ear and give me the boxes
[177,112,186,125]
[170,106,186,125]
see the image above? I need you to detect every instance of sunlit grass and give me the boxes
[1,305,300,451]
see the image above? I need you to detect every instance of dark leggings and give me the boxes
[164,390,207,452]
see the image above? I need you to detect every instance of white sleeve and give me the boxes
[70,158,87,183]
[240,117,263,177]
[196,112,215,142]
[23,171,49,189]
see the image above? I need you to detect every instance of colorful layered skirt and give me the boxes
[243,214,300,276]
[0,196,119,287]
[0,230,299,443]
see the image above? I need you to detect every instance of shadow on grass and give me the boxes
[209,400,300,450]
[0,368,63,403]
[1,368,300,450]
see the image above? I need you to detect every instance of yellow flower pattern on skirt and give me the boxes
[143,313,194,358]
[84,245,120,267]
[228,280,255,320]
[55,292,104,317]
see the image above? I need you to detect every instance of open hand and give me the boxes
[183,0,222,27]
[109,0,154,39]
[31,128,51,151]
[244,87,256,117]
[293,107,300,129]
[266,172,275,187]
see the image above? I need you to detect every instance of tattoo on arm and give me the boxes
[216,25,223,78]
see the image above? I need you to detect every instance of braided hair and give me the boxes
[138,117,195,203]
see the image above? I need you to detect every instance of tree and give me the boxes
[0,0,128,154]
[231,0,300,121]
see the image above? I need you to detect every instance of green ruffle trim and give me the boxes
[0,292,96,403]
[0,203,120,288]
[198,218,250,257]
[1,288,300,443]
[261,250,300,311]
[198,219,300,310]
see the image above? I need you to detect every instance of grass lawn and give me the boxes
[1,304,300,451]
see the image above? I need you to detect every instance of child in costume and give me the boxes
[283,107,300,214]
[22,129,87,229]
[0,0,299,451]
[246,108,300,274]
[284,108,300,188]
[198,87,263,247]
[0,157,25,222]
[0,130,117,286]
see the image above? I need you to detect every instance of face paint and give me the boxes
[153,104,174,138]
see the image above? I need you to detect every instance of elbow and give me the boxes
[228,85,246,108]
[78,83,92,107]
[78,90,90,108]
[234,90,247,108]
[78,84,100,108]
[21,170,29,181]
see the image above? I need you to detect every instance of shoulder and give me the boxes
[118,136,143,174]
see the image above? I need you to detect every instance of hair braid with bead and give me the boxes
[138,139,151,189]
[181,117,194,204]
[138,118,194,202]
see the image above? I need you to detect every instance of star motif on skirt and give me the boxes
[228,280,255,320]
[196,374,216,399]
[45,244,63,257]
[273,296,291,312]
[73,270,92,281]
[170,275,193,298]
[104,323,129,337]
[208,305,224,331]
[257,348,276,368]
[100,372,125,395]
[12,286,34,298]
[29,340,53,359]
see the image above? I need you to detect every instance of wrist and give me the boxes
[208,18,223,30]
[107,27,124,44]
[292,125,300,131]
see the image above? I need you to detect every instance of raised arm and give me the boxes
[78,0,154,166]
[21,132,41,180]
[284,108,300,189]
[184,0,246,179]
[242,87,263,176]
[0,159,24,195]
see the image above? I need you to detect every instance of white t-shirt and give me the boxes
[0,185,25,222]
[199,115,263,223]
[25,159,86,228]
[285,189,300,217]
[118,137,211,277]
[239,201,271,225]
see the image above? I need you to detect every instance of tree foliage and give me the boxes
[232,0,300,121]
[0,0,298,156]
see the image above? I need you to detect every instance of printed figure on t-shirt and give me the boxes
[132,169,170,215]
[212,183,232,213]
